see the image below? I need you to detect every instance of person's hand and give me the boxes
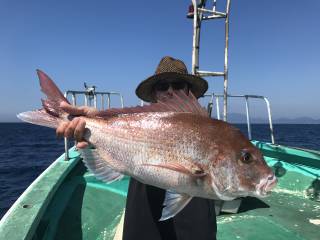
[59,101,99,117]
[56,102,98,148]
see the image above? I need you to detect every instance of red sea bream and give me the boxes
[18,70,277,220]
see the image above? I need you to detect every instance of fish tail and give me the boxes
[17,109,61,129]
[37,69,70,118]
[18,69,71,128]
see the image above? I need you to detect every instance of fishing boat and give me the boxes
[1,1,319,239]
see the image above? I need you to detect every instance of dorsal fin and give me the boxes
[35,70,208,118]
[94,90,209,118]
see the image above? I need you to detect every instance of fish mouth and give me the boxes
[256,175,277,197]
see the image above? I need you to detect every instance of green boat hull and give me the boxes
[1,142,320,240]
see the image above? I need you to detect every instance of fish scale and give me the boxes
[77,113,210,195]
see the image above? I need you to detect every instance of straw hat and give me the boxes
[136,56,208,102]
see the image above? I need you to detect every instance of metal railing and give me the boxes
[204,93,275,144]
[191,0,231,122]
[63,90,124,160]
[65,90,124,110]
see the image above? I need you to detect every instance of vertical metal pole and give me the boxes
[216,96,221,120]
[93,94,97,108]
[71,93,76,106]
[101,94,104,110]
[223,0,231,122]
[63,92,69,161]
[208,93,214,117]
[264,97,275,144]
[64,138,69,161]
[245,96,252,140]
[84,94,88,106]
[191,0,200,75]
[107,94,111,109]
[120,95,124,108]
[71,93,77,147]
[212,0,217,11]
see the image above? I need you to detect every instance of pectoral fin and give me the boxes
[160,190,193,221]
[80,148,124,183]
[143,162,206,178]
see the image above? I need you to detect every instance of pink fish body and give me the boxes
[18,70,277,220]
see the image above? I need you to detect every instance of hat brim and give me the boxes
[136,72,208,102]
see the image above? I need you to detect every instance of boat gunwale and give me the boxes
[1,141,320,240]
[0,147,81,240]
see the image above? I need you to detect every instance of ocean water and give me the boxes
[0,123,64,219]
[0,122,320,218]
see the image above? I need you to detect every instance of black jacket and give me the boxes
[122,178,217,240]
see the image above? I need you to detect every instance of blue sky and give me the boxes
[0,0,319,122]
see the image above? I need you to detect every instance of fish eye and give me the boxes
[241,150,252,163]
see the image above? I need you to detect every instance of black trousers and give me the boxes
[122,178,217,240]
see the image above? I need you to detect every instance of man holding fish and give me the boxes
[57,56,218,240]
[19,56,276,240]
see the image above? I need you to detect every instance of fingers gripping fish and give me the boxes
[18,70,277,221]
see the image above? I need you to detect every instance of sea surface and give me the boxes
[0,122,320,218]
